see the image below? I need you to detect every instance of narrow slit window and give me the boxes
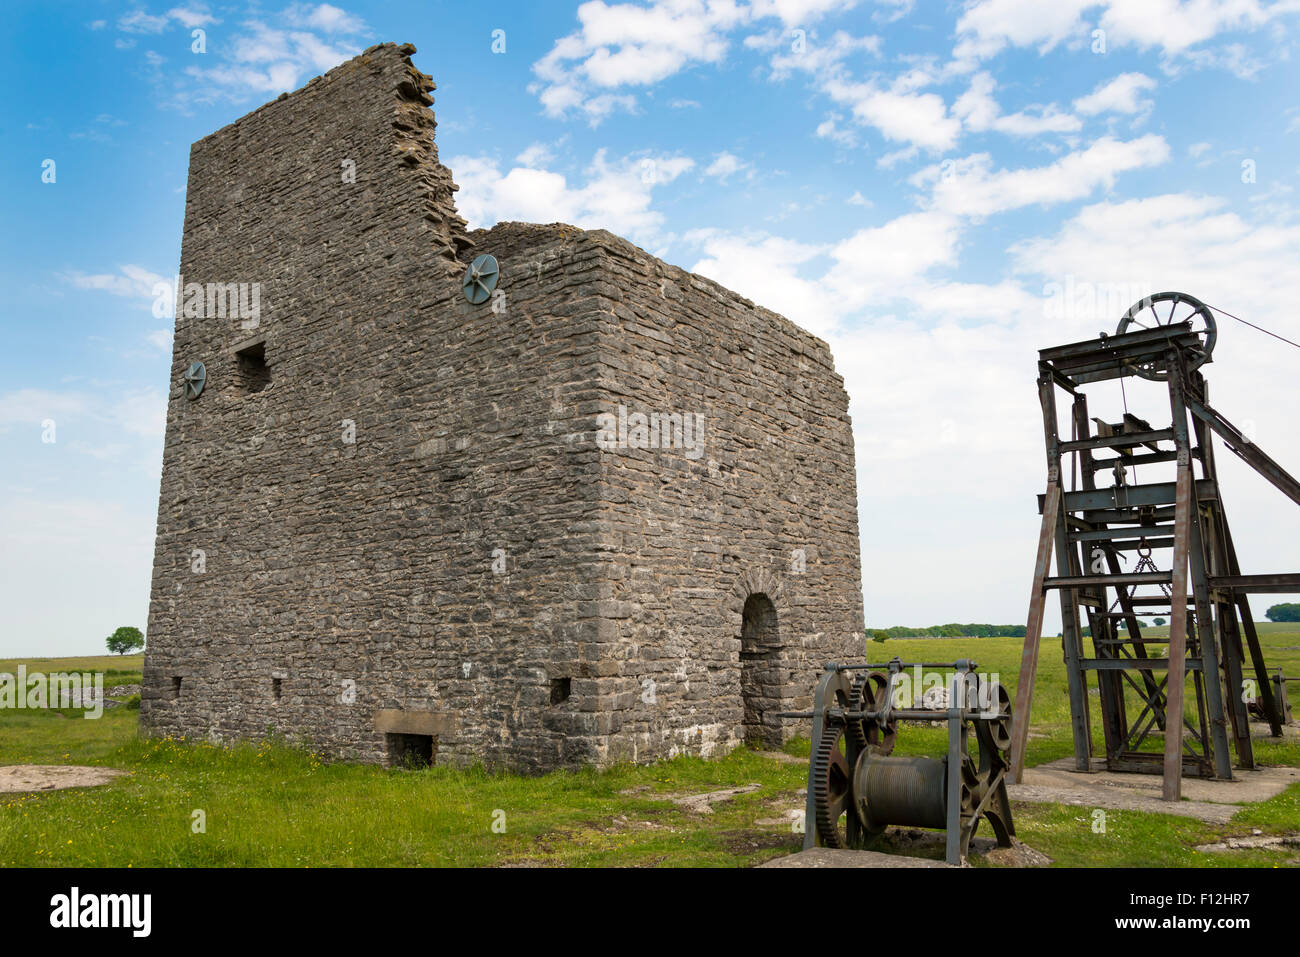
[550,677,571,706]
[234,340,270,393]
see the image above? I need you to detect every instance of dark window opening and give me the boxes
[235,341,270,393]
[170,676,183,700]
[386,733,435,769]
[550,677,571,706]
[272,677,283,701]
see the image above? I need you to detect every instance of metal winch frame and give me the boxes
[781,657,1015,866]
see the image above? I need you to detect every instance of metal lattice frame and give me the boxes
[1009,304,1295,801]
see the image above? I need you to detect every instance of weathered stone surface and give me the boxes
[142,42,864,772]
[0,766,129,793]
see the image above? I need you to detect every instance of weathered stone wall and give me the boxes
[574,231,864,761]
[143,42,863,772]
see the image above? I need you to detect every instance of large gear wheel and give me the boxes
[811,718,858,848]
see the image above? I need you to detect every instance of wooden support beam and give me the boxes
[1010,478,1060,784]
[1163,362,1196,802]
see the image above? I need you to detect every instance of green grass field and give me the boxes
[1,631,1297,867]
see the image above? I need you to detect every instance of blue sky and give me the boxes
[4,0,1300,656]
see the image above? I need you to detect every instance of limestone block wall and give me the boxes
[143,44,615,770]
[577,231,865,761]
[143,42,864,773]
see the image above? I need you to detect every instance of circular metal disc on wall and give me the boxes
[183,361,206,400]
[462,253,499,305]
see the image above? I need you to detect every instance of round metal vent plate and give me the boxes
[462,254,499,305]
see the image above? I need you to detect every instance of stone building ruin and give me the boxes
[142,42,865,771]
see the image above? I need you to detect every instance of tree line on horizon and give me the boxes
[871,623,1028,639]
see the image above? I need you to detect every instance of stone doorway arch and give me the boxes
[740,592,782,747]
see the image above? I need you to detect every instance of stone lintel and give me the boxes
[373,708,458,736]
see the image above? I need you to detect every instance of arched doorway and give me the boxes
[740,593,782,747]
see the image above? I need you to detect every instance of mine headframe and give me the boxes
[781,657,1015,866]
[1009,292,1299,801]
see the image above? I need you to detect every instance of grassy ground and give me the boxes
[1,635,1297,868]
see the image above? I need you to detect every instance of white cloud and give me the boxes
[1174,39,1269,78]
[688,230,838,335]
[112,389,169,439]
[516,142,558,167]
[915,134,1171,218]
[952,0,1096,64]
[284,3,368,33]
[750,0,861,22]
[704,151,752,182]
[1097,0,1275,55]
[761,29,881,78]
[816,113,859,148]
[870,0,914,22]
[118,9,173,33]
[686,209,1007,336]
[139,8,369,105]
[63,264,168,300]
[451,149,694,248]
[183,24,361,98]
[0,386,167,444]
[686,136,1174,335]
[952,0,1300,71]
[1073,72,1157,115]
[0,389,91,431]
[532,0,748,119]
[830,211,963,300]
[117,5,217,34]
[823,75,961,151]
[167,4,217,29]
[954,72,1082,135]
[876,145,917,167]
[532,0,867,121]
[1010,192,1300,307]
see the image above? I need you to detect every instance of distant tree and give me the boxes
[1152,617,1166,627]
[870,629,890,643]
[1265,603,1300,623]
[106,625,144,655]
